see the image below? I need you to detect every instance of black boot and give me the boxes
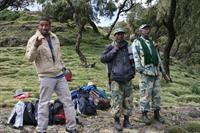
[154,109,165,124]
[114,117,122,131]
[66,129,78,133]
[142,111,151,125]
[123,115,134,129]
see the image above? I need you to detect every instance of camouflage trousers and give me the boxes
[111,80,133,118]
[139,74,161,112]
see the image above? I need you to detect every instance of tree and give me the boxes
[66,0,89,67]
[0,0,34,11]
[38,0,117,67]
[39,0,117,33]
[162,0,176,78]
[172,0,200,64]
[126,1,174,82]
[106,0,135,38]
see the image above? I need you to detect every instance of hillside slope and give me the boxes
[0,20,200,132]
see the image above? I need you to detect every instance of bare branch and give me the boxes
[106,0,135,38]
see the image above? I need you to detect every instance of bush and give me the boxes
[0,10,20,21]
[177,95,200,103]
[166,126,187,133]
[191,84,200,95]
[186,65,200,76]
[166,87,191,97]
[17,13,38,21]
[184,121,200,132]
[0,10,39,21]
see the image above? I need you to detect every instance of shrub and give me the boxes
[191,84,200,95]
[166,126,187,133]
[167,87,191,97]
[184,121,200,132]
[17,13,38,21]
[0,10,20,21]
[177,95,200,103]
[0,10,39,21]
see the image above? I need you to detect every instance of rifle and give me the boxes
[160,66,172,82]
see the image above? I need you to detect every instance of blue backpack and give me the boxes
[71,89,97,116]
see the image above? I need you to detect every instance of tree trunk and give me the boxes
[66,0,88,67]
[88,17,99,33]
[163,26,175,75]
[75,24,88,67]
[106,11,120,38]
[172,41,181,57]
[106,0,134,38]
[163,0,176,79]
[73,12,88,67]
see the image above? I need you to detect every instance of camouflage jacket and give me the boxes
[131,37,164,76]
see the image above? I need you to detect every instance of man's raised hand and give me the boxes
[34,36,43,48]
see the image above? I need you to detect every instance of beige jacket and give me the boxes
[25,30,64,77]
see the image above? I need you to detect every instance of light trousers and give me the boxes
[36,77,76,132]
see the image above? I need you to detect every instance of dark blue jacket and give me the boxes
[100,40,134,82]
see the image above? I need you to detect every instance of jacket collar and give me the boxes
[111,40,128,48]
[35,30,56,39]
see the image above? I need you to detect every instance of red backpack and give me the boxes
[52,99,66,125]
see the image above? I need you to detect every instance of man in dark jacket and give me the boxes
[100,28,135,131]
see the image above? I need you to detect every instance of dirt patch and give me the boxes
[0,106,200,133]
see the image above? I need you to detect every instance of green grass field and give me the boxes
[0,21,200,109]
[1,20,200,132]
[1,46,200,108]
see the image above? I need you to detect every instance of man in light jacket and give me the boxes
[131,24,165,125]
[25,16,78,133]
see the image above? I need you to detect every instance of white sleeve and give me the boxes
[131,39,144,73]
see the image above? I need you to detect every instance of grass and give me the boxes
[184,121,200,132]
[0,20,111,106]
[0,21,200,109]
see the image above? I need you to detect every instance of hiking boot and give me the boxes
[123,115,134,129]
[142,111,151,125]
[154,109,165,124]
[66,129,78,133]
[114,117,122,131]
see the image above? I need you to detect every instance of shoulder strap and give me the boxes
[133,38,141,59]
[127,46,135,72]
[47,38,55,63]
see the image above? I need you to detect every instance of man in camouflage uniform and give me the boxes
[131,24,165,125]
[100,28,135,131]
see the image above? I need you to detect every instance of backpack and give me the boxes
[80,84,97,92]
[7,101,25,128]
[7,101,37,128]
[52,99,66,125]
[23,102,37,126]
[64,69,72,81]
[72,89,97,116]
[34,99,54,125]
[89,90,110,110]
[77,96,97,115]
